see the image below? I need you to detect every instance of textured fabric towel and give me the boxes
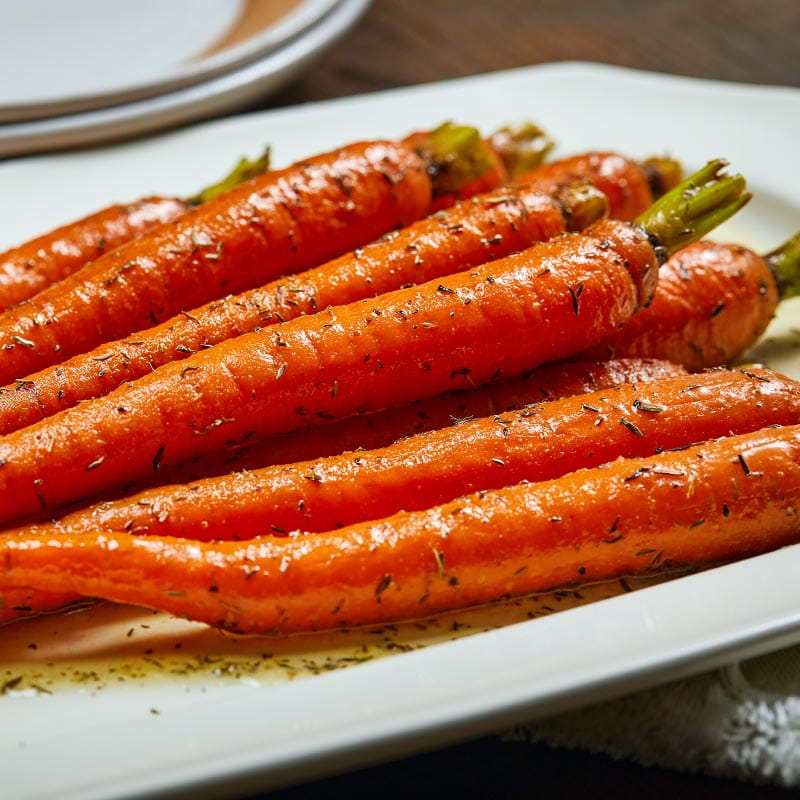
[506,644,800,788]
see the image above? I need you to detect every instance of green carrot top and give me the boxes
[634,159,751,262]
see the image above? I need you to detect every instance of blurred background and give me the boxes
[272,0,799,105]
[1,0,797,157]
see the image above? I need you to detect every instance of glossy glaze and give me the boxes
[0,186,567,436]
[0,140,432,382]
[588,241,780,369]
[21,367,799,542]
[2,423,799,634]
[0,219,653,525]
[163,357,686,481]
[0,196,188,310]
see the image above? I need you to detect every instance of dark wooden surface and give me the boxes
[242,2,799,798]
[267,0,800,111]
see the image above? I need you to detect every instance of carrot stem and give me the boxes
[635,159,750,261]
[555,183,609,232]
[640,156,683,198]
[766,231,800,300]
[184,146,272,205]
[489,122,555,178]
[417,122,497,196]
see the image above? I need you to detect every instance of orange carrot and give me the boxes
[14,367,797,543]
[0,149,272,311]
[2,422,798,634]
[518,152,683,221]
[0,183,602,436]
[0,198,186,310]
[0,126,491,384]
[0,162,747,526]
[0,217,652,525]
[0,587,83,626]
[163,357,687,482]
[0,355,683,624]
[584,233,800,370]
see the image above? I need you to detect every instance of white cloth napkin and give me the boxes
[505,644,800,788]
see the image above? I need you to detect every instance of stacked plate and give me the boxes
[0,0,370,158]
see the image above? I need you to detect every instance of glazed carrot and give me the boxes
[0,355,685,623]
[2,422,799,634]
[0,587,83,626]
[0,125,492,384]
[518,152,683,221]
[14,367,796,543]
[584,232,800,370]
[0,183,604,436]
[0,149,272,311]
[163,357,687,482]
[0,162,747,525]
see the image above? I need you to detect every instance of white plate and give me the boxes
[0,62,799,800]
[0,0,340,122]
[0,0,370,158]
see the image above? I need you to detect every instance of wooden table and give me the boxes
[247,2,799,797]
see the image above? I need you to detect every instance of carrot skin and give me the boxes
[0,197,189,311]
[0,587,82,625]
[0,355,685,624]
[518,152,654,221]
[0,141,433,384]
[0,189,567,436]
[22,368,800,542]
[583,241,780,370]
[2,423,799,634]
[162,357,687,481]
[0,218,655,526]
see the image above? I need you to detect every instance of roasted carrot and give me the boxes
[0,183,605,436]
[2,422,799,634]
[12,367,796,544]
[0,161,747,526]
[0,355,685,624]
[0,149,272,311]
[584,232,800,370]
[0,587,83,626]
[518,152,683,221]
[0,366,777,623]
[162,357,687,481]
[0,125,493,384]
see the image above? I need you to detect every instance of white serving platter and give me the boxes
[0,62,798,800]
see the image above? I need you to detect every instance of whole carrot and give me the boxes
[0,149,272,311]
[162,357,687,481]
[518,152,683,221]
[584,232,800,370]
[0,124,492,384]
[0,183,604,436]
[0,355,685,623]
[0,162,747,526]
[2,422,798,634]
[18,368,798,543]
